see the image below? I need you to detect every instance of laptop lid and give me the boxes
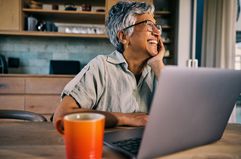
[104,66,241,159]
[138,66,241,158]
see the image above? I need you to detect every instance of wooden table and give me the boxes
[0,122,241,159]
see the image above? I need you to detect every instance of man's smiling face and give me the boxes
[127,13,161,59]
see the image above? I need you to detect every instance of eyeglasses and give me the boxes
[122,20,162,34]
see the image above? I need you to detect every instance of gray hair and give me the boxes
[105,1,154,53]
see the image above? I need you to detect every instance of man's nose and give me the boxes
[152,25,161,35]
[152,27,161,36]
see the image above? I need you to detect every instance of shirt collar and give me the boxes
[107,50,126,64]
[142,64,152,76]
[107,50,152,75]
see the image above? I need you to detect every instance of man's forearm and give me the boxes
[149,61,165,80]
[54,105,147,128]
[53,95,147,128]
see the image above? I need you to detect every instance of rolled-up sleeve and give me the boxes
[62,56,105,109]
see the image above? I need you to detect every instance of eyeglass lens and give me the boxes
[146,21,162,34]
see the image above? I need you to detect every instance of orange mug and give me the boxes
[56,113,105,159]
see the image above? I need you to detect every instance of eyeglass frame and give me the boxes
[122,20,162,34]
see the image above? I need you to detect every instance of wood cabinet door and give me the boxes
[105,0,118,17]
[25,95,60,114]
[134,0,153,4]
[105,0,153,18]
[0,95,24,110]
[0,78,25,94]
[0,0,21,31]
[25,77,72,94]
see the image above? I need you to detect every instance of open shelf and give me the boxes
[22,8,105,15]
[22,8,105,24]
[0,31,108,38]
[0,0,178,65]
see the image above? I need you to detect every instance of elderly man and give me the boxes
[53,1,165,128]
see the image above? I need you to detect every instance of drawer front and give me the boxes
[25,77,72,94]
[0,78,25,94]
[25,95,60,114]
[0,95,24,110]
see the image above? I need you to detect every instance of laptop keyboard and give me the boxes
[112,137,141,155]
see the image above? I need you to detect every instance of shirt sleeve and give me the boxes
[61,56,106,109]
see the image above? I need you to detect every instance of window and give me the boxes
[236,0,241,70]
[236,39,241,70]
[236,0,241,123]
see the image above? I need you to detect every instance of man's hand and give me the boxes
[113,112,148,126]
[147,39,165,79]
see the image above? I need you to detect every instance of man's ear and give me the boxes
[117,31,129,45]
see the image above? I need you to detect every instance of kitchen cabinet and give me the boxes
[0,0,21,31]
[22,0,107,38]
[0,0,107,38]
[0,74,73,120]
[0,0,178,65]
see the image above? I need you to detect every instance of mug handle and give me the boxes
[55,119,64,135]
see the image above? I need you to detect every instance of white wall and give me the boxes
[238,18,241,31]
[177,0,192,66]
[237,0,241,31]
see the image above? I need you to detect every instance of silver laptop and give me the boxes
[104,66,241,159]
